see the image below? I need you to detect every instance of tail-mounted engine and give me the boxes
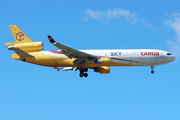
[94,66,110,74]
[94,57,111,66]
[9,42,44,52]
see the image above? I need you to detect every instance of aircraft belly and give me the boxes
[111,56,161,66]
[111,57,138,65]
[134,57,160,66]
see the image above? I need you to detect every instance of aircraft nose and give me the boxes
[169,55,176,62]
[172,55,176,61]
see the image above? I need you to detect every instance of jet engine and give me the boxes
[13,42,44,52]
[94,58,111,66]
[94,66,110,74]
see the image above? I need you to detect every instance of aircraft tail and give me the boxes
[9,25,33,43]
[5,25,43,52]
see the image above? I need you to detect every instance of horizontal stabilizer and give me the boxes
[9,47,34,58]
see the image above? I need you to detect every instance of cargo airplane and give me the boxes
[5,25,175,77]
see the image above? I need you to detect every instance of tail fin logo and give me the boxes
[16,32,24,41]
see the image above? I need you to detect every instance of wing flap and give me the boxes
[54,67,77,71]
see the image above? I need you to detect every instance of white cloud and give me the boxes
[164,13,180,57]
[167,40,180,57]
[84,10,104,20]
[83,8,153,28]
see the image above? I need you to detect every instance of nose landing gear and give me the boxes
[151,66,154,74]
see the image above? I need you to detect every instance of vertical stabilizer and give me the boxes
[9,25,33,43]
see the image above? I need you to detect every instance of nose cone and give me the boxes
[172,55,176,61]
[169,55,176,62]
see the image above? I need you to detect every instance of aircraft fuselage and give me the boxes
[12,49,175,67]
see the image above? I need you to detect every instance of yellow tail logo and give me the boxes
[9,25,33,43]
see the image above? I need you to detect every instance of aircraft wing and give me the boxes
[48,36,97,61]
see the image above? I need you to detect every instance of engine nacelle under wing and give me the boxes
[94,66,110,74]
[95,58,111,66]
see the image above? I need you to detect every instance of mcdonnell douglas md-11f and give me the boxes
[5,25,175,77]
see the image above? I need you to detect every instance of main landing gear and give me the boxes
[151,66,154,74]
[79,68,88,78]
[79,60,89,78]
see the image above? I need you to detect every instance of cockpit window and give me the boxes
[167,53,172,55]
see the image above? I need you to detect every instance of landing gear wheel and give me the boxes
[79,74,83,77]
[79,67,88,77]
[150,66,154,74]
[84,73,88,77]
[80,68,84,74]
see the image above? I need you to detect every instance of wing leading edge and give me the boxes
[48,36,97,66]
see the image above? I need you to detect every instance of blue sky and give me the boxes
[1,0,180,120]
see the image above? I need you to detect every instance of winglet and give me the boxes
[48,35,56,43]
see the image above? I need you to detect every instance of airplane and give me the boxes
[5,25,176,77]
